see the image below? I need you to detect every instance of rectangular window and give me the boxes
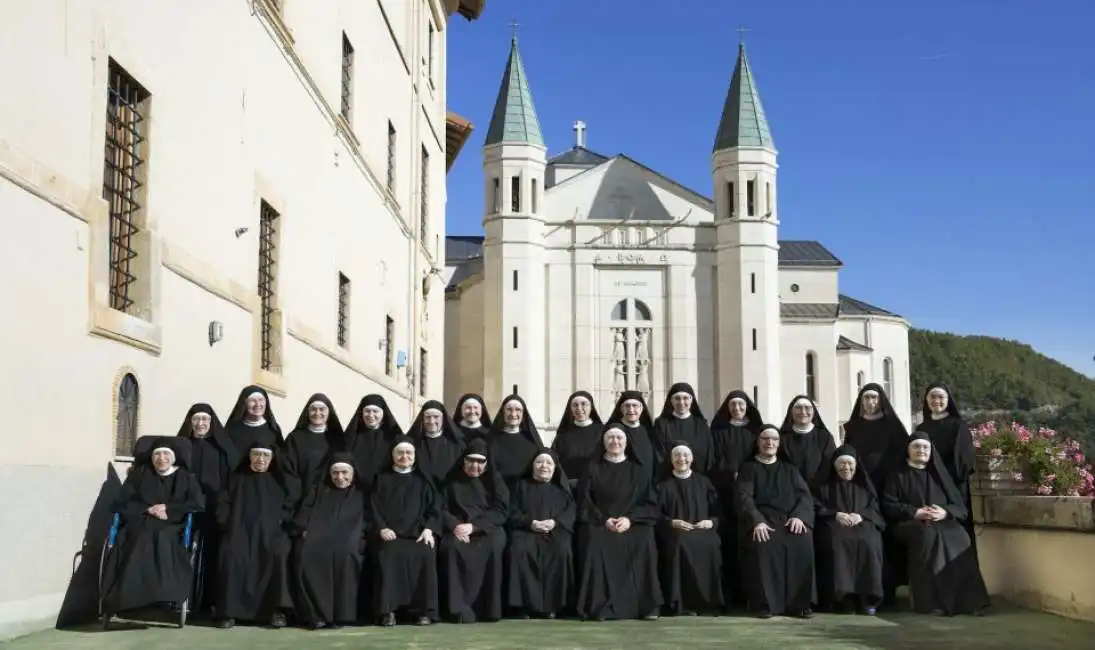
[531,178,538,212]
[419,146,430,246]
[385,315,395,376]
[512,326,518,349]
[513,384,518,396]
[753,385,759,404]
[805,353,817,401]
[104,59,151,316]
[386,121,396,193]
[419,347,428,396]
[337,273,351,348]
[750,272,756,294]
[491,177,500,213]
[427,22,435,84]
[747,180,756,216]
[510,176,521,212]
[257,201,281,371]
[512,269,518,291]
[727,181,736,217]
[765,181,772,216]
[340,33,354,122]
[752,328,757,351]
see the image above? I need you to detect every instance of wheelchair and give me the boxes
[97,435,204,629]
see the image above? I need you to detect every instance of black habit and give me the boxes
[917,383,978,552]
[778,395,837,488]
[881,432,990,616]
[655,442,724,615]
[408,400,467,485]
[813,444,885,611]
[653,383,715,476]
[281,393,344,510]
[505,448,576,617]
[101,437,204,616]
[574,428,662,620]
[487,394,545,490]
[605,390,661,481]
[341,394,404,491]
[367,436,442,623]
[224,384,284,454]
[551,390,605,489]
[454,393,492,442]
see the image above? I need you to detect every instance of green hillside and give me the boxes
[908,329,1095,450]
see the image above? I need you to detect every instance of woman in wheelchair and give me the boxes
[100,436,204,618]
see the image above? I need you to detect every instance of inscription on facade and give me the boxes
[614,280,648,288]
[592,252,669,264]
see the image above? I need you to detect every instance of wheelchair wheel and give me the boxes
[97,537,111,629]
[178,598,188,629]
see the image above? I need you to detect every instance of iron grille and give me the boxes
[258,202,279,370]
[103,60,149,315]
[115,373,140,456]
[419,146,429,246]
[337,273,350,348]
[386,122,396,193]
[340,33,354,121]
[419,348,428,396]
[384,315,395,376]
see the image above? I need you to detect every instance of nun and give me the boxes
[735,424,816,619]
[551,390,604,488]
[407,400,467,485]
[574,424,662,621]
[281,393,344,510]
[881,432,990,616]
[288,453,367,629]
[224,385,284,453]
[368,436,441,627]
[841,383,909,603]
[438,438,510,623]
[175,403,239,613]
[505,449,576,619]
[778,395,837,488]
[813,445,885,615]
[708,389,764,608]
[605,390,660,480]
[654,383,715,476]
[100,437,204,619]
[655,441,724,616]
[453,393,492,441]
[342,393,404,491]
[486,394,545,490]
[214,443,292,629]
[917,384,977,551]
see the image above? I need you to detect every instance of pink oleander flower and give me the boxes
[1018,429,1033,443]
[1039,428,1056,439]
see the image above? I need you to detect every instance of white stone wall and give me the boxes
[780,268,839,304]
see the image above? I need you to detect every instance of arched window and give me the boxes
[609,298,654,402]
[856,370,865,391]
[115,373,140,457]
[882,357,893,398]
[805,352,817,401]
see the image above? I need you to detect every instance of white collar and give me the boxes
[392,464,413,474]
[729,417,748,427]
[244,418,266,427]
[754,454,777,465]
[930,411,949,421]
[424,429,443,439]
[792,422,815,434]
[621,420,640,428]
[672,411,691,420]
[307,424,326,433]
[860,411,884,421]
[156,465,179,476]
[603,453,626,463]
[461,420,482,428]
[672,469,692,479]
[907,460,928,469]
[502,425,520,434]
[572,418,593,427]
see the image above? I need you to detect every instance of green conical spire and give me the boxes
[713,43,774,151]
[484,36,544,147]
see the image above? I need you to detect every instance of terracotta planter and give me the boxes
[973,453,1030,496]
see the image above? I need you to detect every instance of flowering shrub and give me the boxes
[970,421,1094,497]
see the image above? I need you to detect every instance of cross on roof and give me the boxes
[509,19,520,37]
[736,25,750,44]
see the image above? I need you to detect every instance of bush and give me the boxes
[970,421,1094,497]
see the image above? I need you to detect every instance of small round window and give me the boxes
[790,283,800,293]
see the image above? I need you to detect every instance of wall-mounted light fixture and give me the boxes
[208,321,224,346]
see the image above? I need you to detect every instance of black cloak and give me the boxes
[408,399,467,485]
[224,385,284,453]
[342,393,404,490]
[550,390,605,486]
[281,393,345,509]
[453,393,493,441]
[842,383,908,496]
[654,382,715,475]
[605,390,660,478]
[916,383,977,544]
[487,394,545,489]
[778,394,838,488]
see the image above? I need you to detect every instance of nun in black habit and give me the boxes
[918,384,978,552]
[813,444,885,615]
[605,390,660,481]
[708,389,764,608]
[214,442,293,628]
[655,441,724,616]
[408,399,466,485]
[654,383,715,476]
[505,448,576,619]
[779,395,838,488]
[438,438,510,623]
[841,383,909,603]
[341,393,404,491]
[881,432,990,616]
[288,452,367,629]
[551,390,604,488]
[368,435,441,627]
[454,393,492,441]
[100,436,204,618]
[574,424,662,621]
[486,394,545,490]
[224,385,284,453]
[735,425,816,619]
[281,393,344,511]
[175,403,239,613]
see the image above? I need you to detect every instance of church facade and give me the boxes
[444,38,912,436]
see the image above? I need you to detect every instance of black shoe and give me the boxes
[380,613,396,627]
[217,618,235,629]
[327,622,343,630]
[269,613,287,628]
[758,608,773,619]
[798,609,814,619]
[309,621,326,630]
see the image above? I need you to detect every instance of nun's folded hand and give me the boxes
[786,517,807,535]
[416,528,435,548]
[542,519,556,532]
[695,519,714,530]
[380,528,397,541]
[671,519,695,532]
[848,513,863,526]
[752,522,774,542]
[615,517,632,533]
[928,505,948,521]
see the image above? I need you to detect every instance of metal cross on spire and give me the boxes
[736,25,750,45]
[509,19,521,39]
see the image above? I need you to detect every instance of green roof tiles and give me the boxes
[484,36,544,147]
[713,43,774,151]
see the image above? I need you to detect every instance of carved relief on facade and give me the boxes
[608,299,654,402]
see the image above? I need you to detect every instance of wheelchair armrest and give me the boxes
[106,513,121,546]
[183,513,194,547]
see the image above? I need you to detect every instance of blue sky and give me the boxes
[444,0,1094,378]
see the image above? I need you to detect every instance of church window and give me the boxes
[513,384,518,396]
[727,182,736,217]
[512,326,518,348]
[491,177,500,213]
[805,352,817,401]
[750,273,756,294]
[384,315,395,376]
[616,228,630,247]
[531,178,538,212]
[114,373,140,458]
[747,180,756,217]
[257,201,282,372]
[337,272,351,349]
[104,59,151,317]
[753,385,758,404]
[609,299,654,402]
[765,181,772,217]
[856,370,865,391]
[512,269,518,291]
[655,228,668,246]
[418,347,428,396]
[752,328,757,351]
[882,357,893,398]
[386,121,397,193]
[511,176,521,212]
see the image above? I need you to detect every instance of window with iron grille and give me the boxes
[103,59,150,316]
[420,146,429,246]
[427,22,435,84]
[510,176,521,212]
[419,347,428,396]
[337,272,351,348]
[340,32,354,122]
[387,122,396,193]
[114,373,140,457]
[385,315,395,376]
[258,201,280,371]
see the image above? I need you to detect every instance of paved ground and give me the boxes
[6,607,1095,650]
